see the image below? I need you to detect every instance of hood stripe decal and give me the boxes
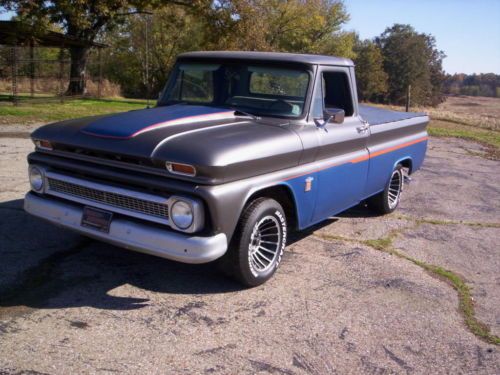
[81,107,235,139]
[151,120,249,157]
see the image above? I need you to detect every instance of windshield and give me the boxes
[160,62,311,118]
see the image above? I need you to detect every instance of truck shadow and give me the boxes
[287,202,379,244]
[0,198,376,312]
[0,199,243,312]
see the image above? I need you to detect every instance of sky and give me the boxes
[2,1,499,74]
[343,0,500,74]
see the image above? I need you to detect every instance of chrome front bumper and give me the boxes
[24,192,228,264]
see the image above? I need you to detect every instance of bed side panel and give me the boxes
[365,116,429,197]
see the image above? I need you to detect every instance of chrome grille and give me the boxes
[47,177,169,220]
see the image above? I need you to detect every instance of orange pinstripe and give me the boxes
[283,136,428,181]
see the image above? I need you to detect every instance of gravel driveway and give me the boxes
[0,135,498,374]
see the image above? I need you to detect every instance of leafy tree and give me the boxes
[98,5,208,98]
[376,24,446,106]
[203,0,355,57]
[0,0,202,95]
[98,0,356,97]
[353,38,388,102]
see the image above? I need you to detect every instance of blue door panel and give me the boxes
[282,159,370,229]
[312,159,369,222]
[286,140,427,230]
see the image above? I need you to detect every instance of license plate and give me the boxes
[81,206,113,233]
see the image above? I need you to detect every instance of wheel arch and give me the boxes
[243,184,299,232]
[393,156,413,174]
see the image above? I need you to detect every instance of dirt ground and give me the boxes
[0,135,499,374]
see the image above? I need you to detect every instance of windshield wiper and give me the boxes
[231,108,261,121]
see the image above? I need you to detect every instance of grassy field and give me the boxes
[372,95,500,157]
[0,98,149,125]
[431,95,500,131]
[380,95,500,131]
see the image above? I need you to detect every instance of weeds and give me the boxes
[314,223,500,346]
[394,214,500,228]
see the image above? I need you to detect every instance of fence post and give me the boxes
[59,47,65,103]
[10,45,18,106]
[30,39,35,98]
[97,47,102,99]
[405,85,411,112]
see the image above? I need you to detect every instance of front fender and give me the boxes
[198,171,319,242]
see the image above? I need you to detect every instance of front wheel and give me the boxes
[220,197,287,287]
[368,164,404,214]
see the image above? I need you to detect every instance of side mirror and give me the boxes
[324,108,345,124]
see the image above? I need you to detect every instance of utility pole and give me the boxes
[115,10,153,108]
[145,12,152,108]
[146,14,151,108]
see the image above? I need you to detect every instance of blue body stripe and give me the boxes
[282,139,427,230]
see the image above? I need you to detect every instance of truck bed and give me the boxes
[359,104,427,126]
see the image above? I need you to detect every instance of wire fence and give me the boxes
[0,44,113,104]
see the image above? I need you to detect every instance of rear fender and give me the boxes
[393,156,413,173]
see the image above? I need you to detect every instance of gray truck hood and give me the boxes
[31,105,304,184]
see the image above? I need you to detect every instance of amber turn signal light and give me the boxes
[166,162,196,176]
[34,139,53,150]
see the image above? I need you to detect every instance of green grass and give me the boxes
[394,214,500,228]
[377,242,500,346]
[0,98,149,125]
[429,120,500,148]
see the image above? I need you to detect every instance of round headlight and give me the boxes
[171,200,193,229]
[29,166,44,192]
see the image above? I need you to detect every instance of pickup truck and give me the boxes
[24,51,429,286]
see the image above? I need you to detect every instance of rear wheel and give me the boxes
[368,164,404,214]
[219,198,287,287]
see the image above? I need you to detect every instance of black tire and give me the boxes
[219,197,287,287]
[368,164,404,215]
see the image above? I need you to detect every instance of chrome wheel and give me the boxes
[248,215,281,274]
[388,169,402,210]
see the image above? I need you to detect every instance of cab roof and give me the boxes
[178,51,354,67]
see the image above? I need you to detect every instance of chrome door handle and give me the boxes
[356,124,369,133]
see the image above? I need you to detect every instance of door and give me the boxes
[311,67,370,222]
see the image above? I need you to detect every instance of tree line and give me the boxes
[443,73,500,98]
[2,0,449,107]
